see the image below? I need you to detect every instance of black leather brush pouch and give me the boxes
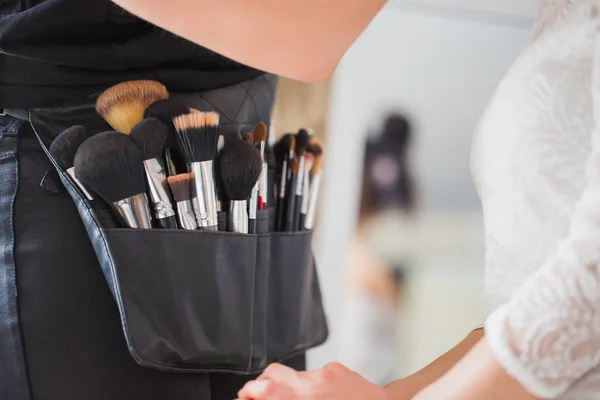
[23,95,328,374]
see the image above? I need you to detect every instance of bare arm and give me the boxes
[412,338,539,400]
[110,0,386,82]
[384,328,484,399]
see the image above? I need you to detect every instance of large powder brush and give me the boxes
[74,131,152,229]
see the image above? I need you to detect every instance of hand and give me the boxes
[236,362,389,400]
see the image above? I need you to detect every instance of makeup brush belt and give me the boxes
[0,75,327,388]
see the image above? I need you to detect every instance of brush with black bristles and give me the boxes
[299,153,314,230]
[167,173,197,230]
[275,135,295,231]
[173,111,220,230]
[49,125,97,200]
[144,98,190,176]
[253,122,269,210]
[284,157,300,232]
[130,118,177,229]
[292,129,310,230]
[243,132,260,233]
[305,138,324,230]
[96,80,169,134]
[219,139,262,234]
[74,131,152,229]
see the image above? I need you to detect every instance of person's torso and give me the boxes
[471,2,600,397]
[0,0,263,108]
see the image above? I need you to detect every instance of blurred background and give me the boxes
[272,0,539,383]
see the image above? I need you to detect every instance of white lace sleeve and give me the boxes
[485,36,600,399]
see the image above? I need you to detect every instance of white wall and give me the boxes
[309,3,534,370]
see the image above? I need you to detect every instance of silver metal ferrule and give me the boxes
[229,200,249,233]
[67,167,93,200]
[175,200,198,230]
[113,193,152,229]
[301,168,311,215]
[259,161,268,205]
[189,161,218,230]
[143,158,176,220]
[304,173,322,230]
[249,180,259,220]
[279,160,288,199]
[295,155,305,196]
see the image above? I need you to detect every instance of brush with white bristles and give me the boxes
[96,80,169,134]
[173,111,220,230]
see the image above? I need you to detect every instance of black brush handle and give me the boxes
[249,218,257,234]
[293,194,302,231]
[284,174,297,232]
[155,215,178,229]
[276,194,285,231]
[299,213,306,231]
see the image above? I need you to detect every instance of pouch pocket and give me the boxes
[29,107,328,374]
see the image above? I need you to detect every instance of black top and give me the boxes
[0,0,264,108]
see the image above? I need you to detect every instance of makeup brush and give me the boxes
[173,112,220,231]
[74,131,152,229]
[96,80,169,134]
[299,153,314,230]
[242,132,260,232]
[167,173,197,230]
[49,125,96,200]
[253,122,269,210]
[305,139,324,230]
[129,118,177,229]
[292,129,310,230]
[275,135,295,231]
[215,134,226,211]
[144,99,190,176]
[219,139,262,234]
[284,157,299,232]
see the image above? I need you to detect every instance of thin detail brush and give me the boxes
[253,122,268,209]
[293,130,310,230]
[299,153,314,230]
[243,132,259,232]
[305,139,324,230]
[284,158,299,232]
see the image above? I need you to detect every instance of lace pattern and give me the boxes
[473,1,600,398]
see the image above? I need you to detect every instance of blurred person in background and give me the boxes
[340,114,416,386]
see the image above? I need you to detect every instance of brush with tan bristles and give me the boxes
[242,131,260,232]
[96,80,169,134]
[305,139,324,230]
[253,122,269,210]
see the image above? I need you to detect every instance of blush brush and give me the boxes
[74,131,152,229]
[219,139,262,234]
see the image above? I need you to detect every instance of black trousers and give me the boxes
[0,116,304,399]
